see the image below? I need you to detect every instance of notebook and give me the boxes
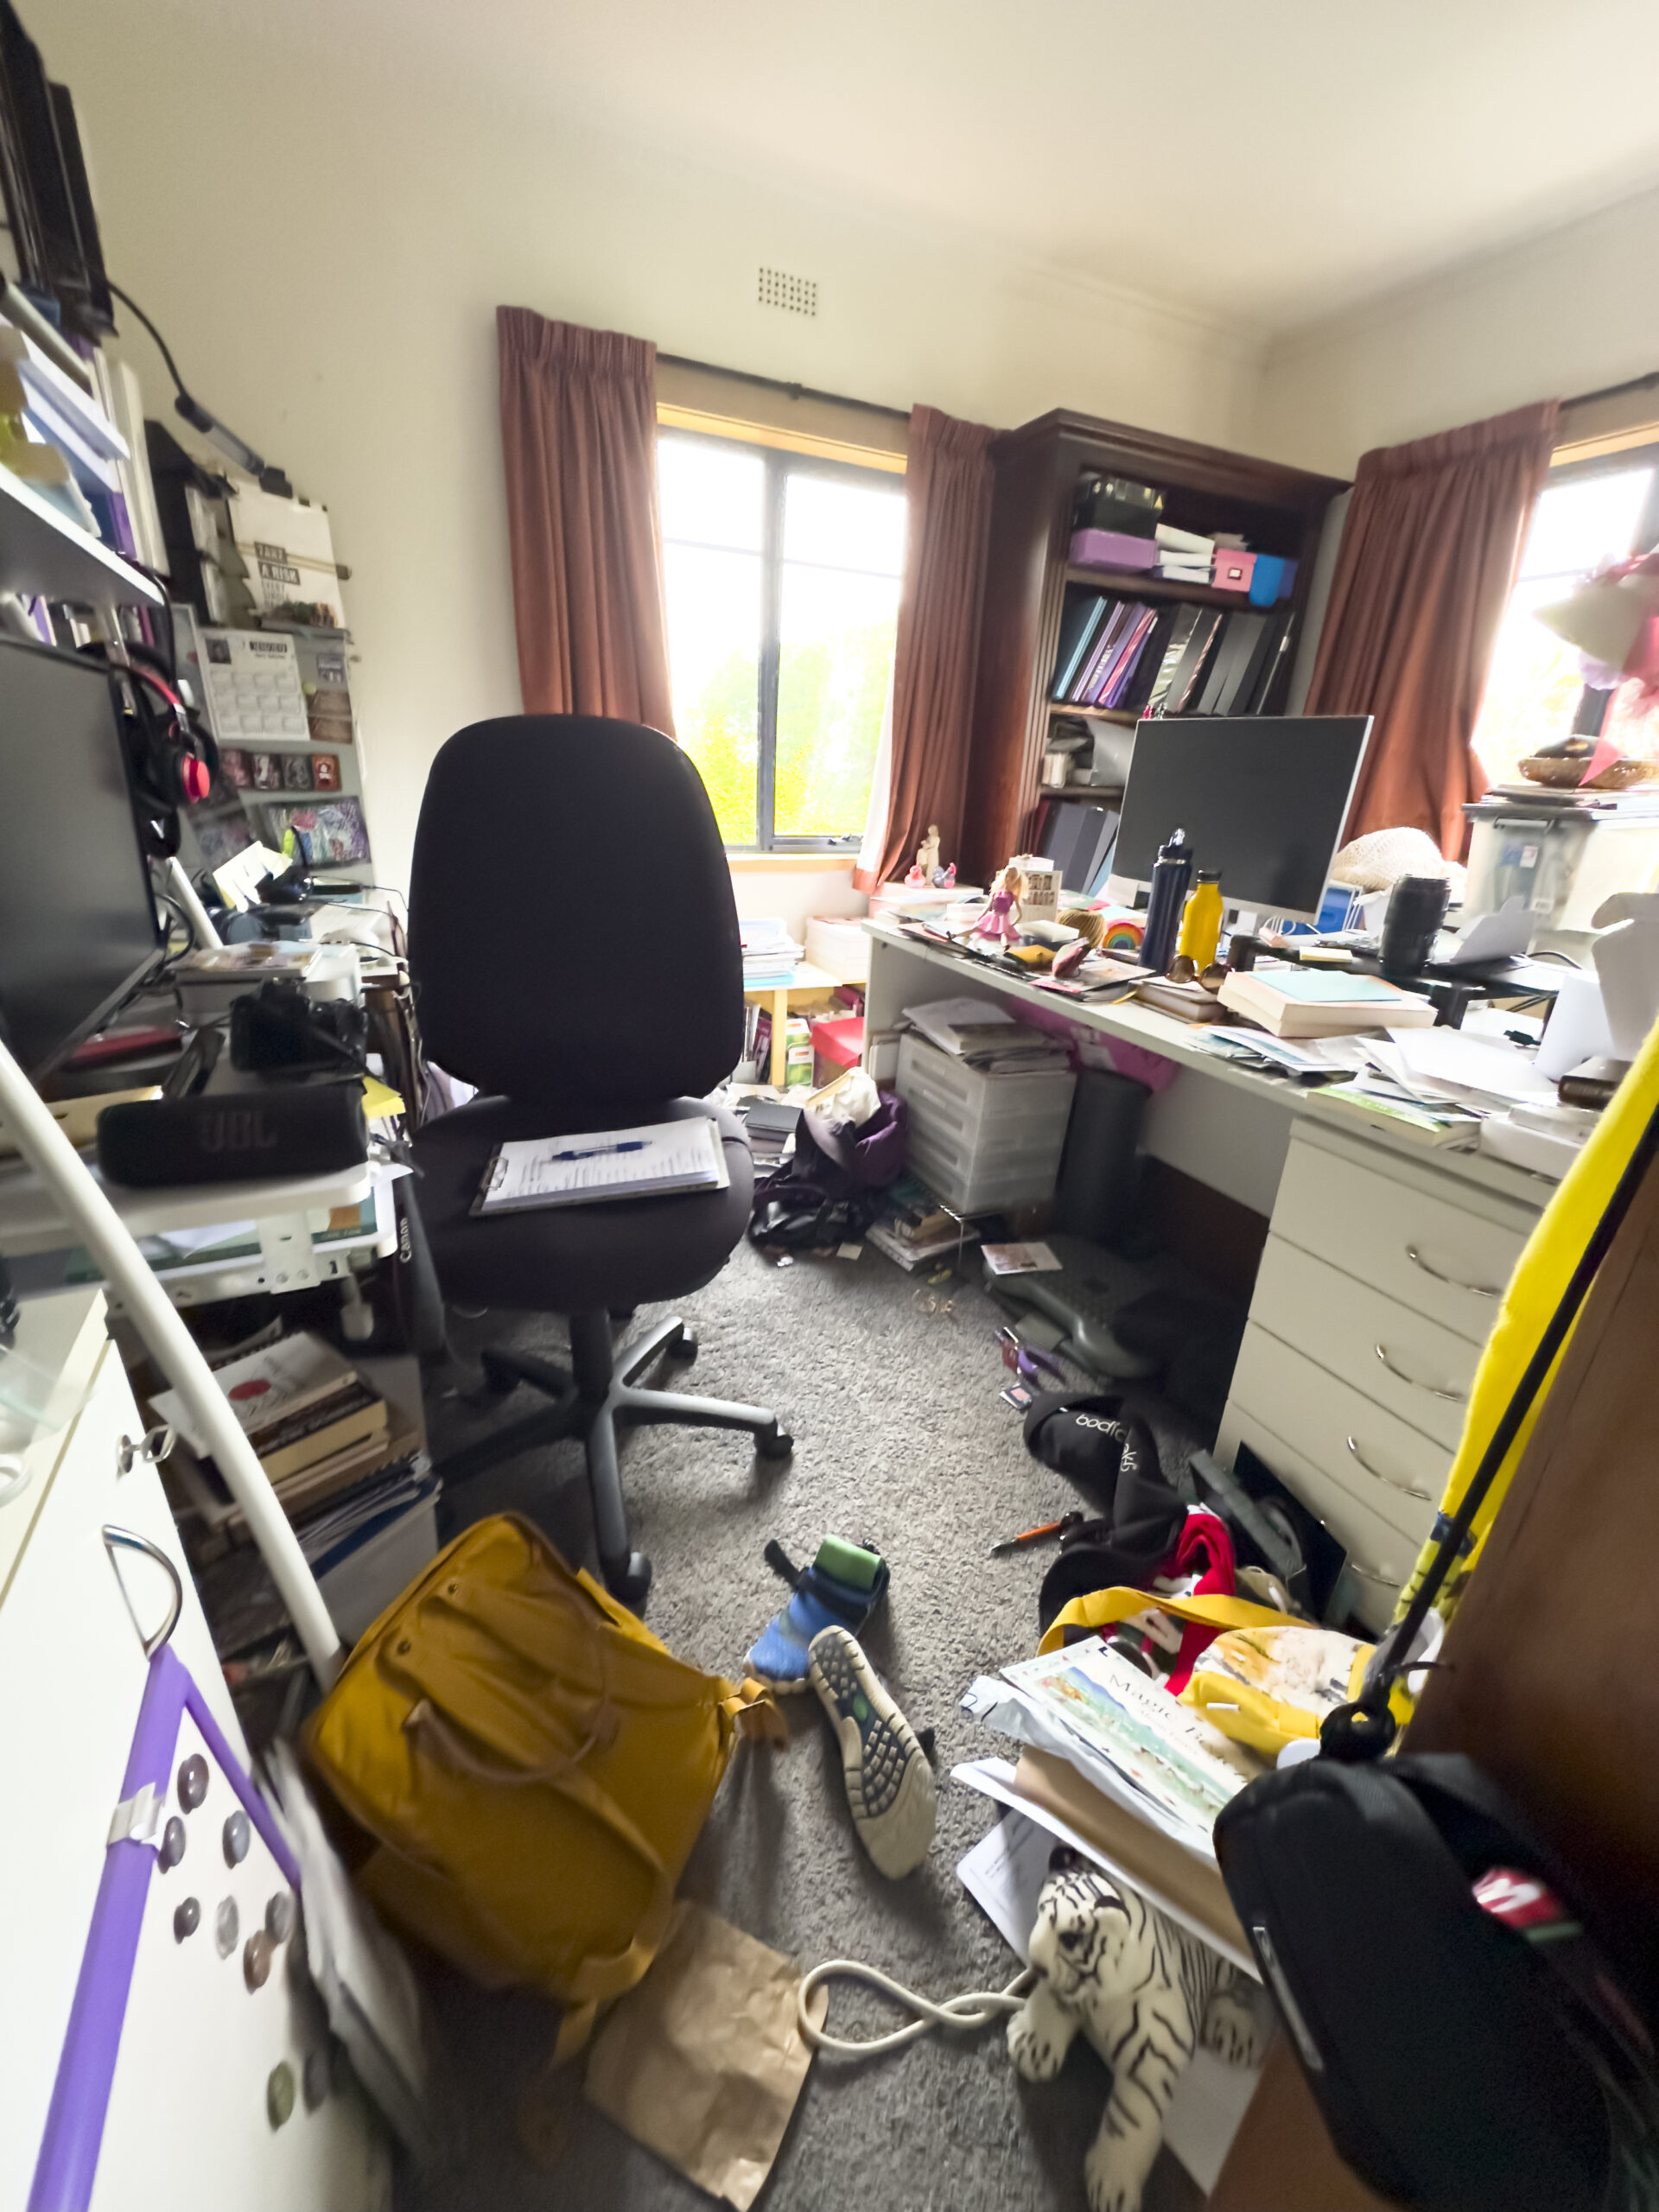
[473,1118,731,1214]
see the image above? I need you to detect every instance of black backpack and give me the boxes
[1214,1751,1659,2211]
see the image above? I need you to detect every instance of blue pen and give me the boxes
[549,1140,649,1161]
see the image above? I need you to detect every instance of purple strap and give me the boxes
[29,1648,301,2211]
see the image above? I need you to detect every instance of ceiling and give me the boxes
[199,0,1659,334]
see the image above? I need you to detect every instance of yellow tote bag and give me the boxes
[306,1514,779,2018]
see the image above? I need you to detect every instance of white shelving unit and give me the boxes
[0,461,162,606]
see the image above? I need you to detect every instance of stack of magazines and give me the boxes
[964,1634,1264,1859]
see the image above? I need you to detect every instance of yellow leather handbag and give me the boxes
[307,1514,779,2019]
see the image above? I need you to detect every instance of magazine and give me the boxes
[999,1637,1261,1836]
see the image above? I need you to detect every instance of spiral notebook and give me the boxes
[472,1117,731,1215]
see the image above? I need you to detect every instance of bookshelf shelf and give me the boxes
[1062,564,1256,611]
[1047,701,1139,724]
[1045,784,1125,804]
[0,461,162,607]
[962,410,1348,886]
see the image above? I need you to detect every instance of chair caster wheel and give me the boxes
[756,1427,794,1462]
[670,1333,698,1365]
[606,1553,652,1609]
[478,1351,521,1398]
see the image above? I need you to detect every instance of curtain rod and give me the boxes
[1561,367,1659,412]
[655,352,911,425]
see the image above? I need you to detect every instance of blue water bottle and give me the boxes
[1139,828,1192,973]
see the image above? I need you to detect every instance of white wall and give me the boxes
[42,0,1265,895]
[1254,185,1659,477]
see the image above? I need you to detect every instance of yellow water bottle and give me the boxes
[1176,868,1224,969]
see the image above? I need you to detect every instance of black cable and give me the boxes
[104,278,192,401]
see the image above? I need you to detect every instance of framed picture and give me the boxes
[264,797,372,868]
[310,752,341,791]
[188,804,256,873]
[281,751,314,791]
[218,746,251,788]
[251,751,283,791]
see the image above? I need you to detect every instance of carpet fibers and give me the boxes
[403,1242,1205,2212]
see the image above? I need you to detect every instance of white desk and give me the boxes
[863,917,1552,1631]
[862,918,1547,1217]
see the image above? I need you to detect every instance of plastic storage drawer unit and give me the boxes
[896,1033,1076,1214]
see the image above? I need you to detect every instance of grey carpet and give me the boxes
[402,1243,1205,2212]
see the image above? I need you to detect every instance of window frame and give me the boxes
[657,427,904,855]
[1530,442,1659,742]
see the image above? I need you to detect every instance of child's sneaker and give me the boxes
[745,1535,888,1691]
[808,1624,937,1878]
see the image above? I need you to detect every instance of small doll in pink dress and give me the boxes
[973,865,1023,946]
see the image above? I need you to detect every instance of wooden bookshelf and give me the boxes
[1061,563,1259,610]
[962,410,1347,885]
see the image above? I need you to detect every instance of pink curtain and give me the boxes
[496,308,676,732]
[855,405,996,889]
[1306,400,1560,854]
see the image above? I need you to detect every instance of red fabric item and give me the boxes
[1304,400,1560,856]
[496,308,676,733]
[855,405,996,892]
[1157,1509,1236,1696]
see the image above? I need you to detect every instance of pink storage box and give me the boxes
[1070,528,1158,572]
[1212,550,1256,594]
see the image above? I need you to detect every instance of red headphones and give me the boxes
[83,642,220,855]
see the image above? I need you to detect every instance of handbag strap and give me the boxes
[1038,1585,1299,1655]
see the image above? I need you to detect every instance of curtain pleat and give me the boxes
[496,308,676,734]
[1306,400,1560,855]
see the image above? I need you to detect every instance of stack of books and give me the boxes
[1154,523,1213,582]
[741,916,802,987]
[866,1173,981,1272]
[154,1329,412,1540]
[1216,967,1439,1039]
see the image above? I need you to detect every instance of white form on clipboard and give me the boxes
[473,1117,731,1215]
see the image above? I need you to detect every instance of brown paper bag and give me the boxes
[584,1899,827,2209]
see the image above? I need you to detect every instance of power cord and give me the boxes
[798,1957,1034,2056]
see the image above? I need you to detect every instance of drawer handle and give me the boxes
[1346,1560,1405,1588]
[1346,1434,1436,1504]
[1374,1344,1467,1405]
[0,1453,29,1509]
[101,1525,183,1658]
[1405,1244,1501,1300]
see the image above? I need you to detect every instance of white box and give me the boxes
[804,914,870,984]
[896,1033,1075,1213]
[318,1493,440,1643]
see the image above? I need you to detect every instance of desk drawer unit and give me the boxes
[1269,1129,1533,1342]
[1221,1403,1422,1637]
[1246,1237,1478,1453]
[1227,1322,1446,1543]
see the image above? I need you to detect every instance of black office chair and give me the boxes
[407,715,791,1605]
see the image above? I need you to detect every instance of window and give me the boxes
[1471,448,1659,787]
[658,430,905,850]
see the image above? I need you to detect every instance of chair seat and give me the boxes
[411,1096,754,1314]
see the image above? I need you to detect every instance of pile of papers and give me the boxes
[741,917,803,986]
[1311,1022,1562,1150]
[903,996,1070,1073]
[964,1633,1263,1860]
[866,1172,979,1271]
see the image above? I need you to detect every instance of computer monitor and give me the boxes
[0,636,163,1076]
[1110,714,1373,925]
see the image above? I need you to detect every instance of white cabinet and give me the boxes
[1217,1123,1542,1632]
[0,1292,389,2212]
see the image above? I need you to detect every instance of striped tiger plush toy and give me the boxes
[1007,1853,1266,2212]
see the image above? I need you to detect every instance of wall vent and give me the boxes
[757,265,817,317]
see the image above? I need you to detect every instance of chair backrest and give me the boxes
[409,715,742,1115]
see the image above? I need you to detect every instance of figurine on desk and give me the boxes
[973,865,1024,947]
[906,824,943,888]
